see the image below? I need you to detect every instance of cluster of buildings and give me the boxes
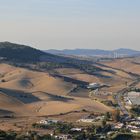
[127,91,140,105]
[87,83,101,89]
[37,119,59,125]
[124,96,132,106]
[112,117,140,134]
[87,82,110,92]
[36,119,83,140]
[54,134,73,140]
[77,115,105,123]
[124,91,140,106]
[35,114,140,140]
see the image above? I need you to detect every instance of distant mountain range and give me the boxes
[46,48,140,57]
[1,42,139,64]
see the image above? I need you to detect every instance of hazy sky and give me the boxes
[0,0,140,50]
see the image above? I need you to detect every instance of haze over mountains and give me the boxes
[46,48,140,57]
[1,42,139,60]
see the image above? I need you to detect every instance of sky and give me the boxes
[0,0,140,50]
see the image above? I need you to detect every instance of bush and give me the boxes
[1,79,6,82]
[131,105,140,116]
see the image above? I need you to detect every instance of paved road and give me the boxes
[116,88,129,116]
[116,78,140,116]
[95,62,140,116]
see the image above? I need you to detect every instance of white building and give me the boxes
[38,120,49,125]
[38,119,58,125]
[77,119,95,123]
[131,129,140,134]
[113,123,124,129]
[87,83,100,89]
[70,128,82,132]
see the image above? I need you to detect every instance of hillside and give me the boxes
[101,57,140,76]
[0,42,137,117]
[0,42,45,62]
[0,63,112,116]
[0,42,109,76]
[0,42,67,63]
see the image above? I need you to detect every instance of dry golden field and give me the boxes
[0,57,139,121]
[0,63,113,118]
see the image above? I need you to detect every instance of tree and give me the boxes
[101,119,107,128]
[105,112,111,121]
[1,79,6,82]
[112,110,120,122]
[74,132,86,140]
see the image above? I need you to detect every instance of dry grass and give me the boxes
[0,63,112,117]
[101,58,140,75]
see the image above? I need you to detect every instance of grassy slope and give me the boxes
[0,63,112,116]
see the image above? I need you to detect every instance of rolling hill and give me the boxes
[0,42,136,117]
[0,63,112,116]
[0,42,107,75]
[0,42,68,63]
[0,42,117,116]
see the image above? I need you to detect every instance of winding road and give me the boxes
[116,77,140,116]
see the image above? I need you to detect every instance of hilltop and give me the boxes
[0,42,67,63]
[0,42,114,117]
[0,42,106,74]
[0,42,45,62]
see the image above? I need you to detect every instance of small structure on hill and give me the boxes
[87,83,101,89]
[37,119,59,125]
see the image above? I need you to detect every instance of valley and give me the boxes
[0,43,140,139]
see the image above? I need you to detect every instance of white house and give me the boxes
[38,120,49,125]
[70,128,82,132]
[87,83,100,89]
[38,119,58,125]
[77,119,94,123]
[113,123,124,129]
[131,129,140,133]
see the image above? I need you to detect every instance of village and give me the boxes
[32,113,140,140]
[27,83,140,140]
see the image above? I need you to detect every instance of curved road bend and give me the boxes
[116,78,140,116]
